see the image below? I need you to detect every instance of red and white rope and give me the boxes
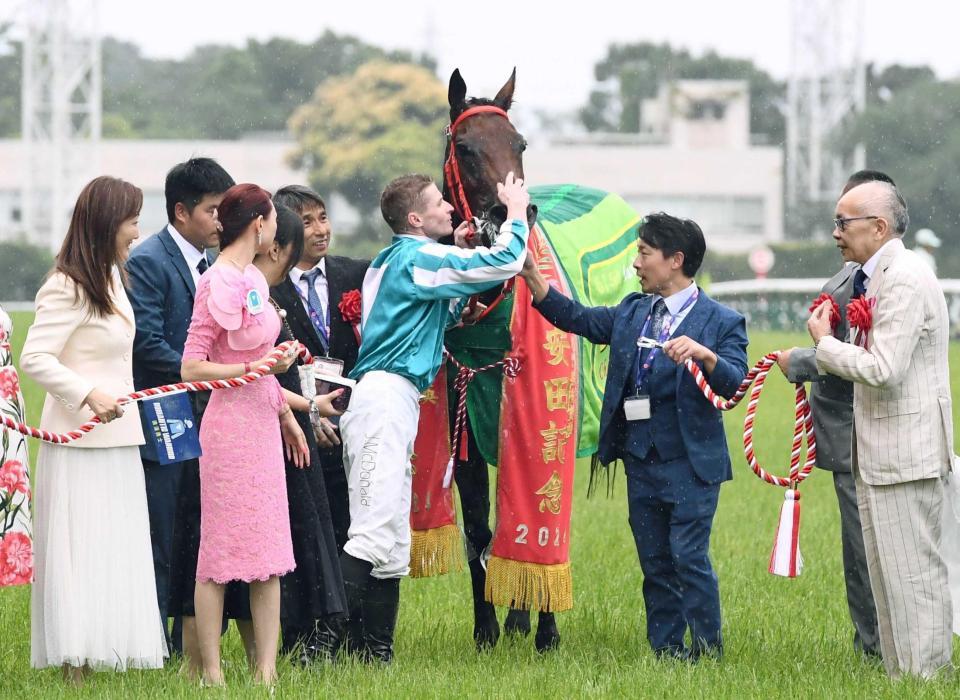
[684,351,816,488]
[446,352,521,463]
[1,341,309,444]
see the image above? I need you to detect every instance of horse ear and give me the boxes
[493,67,516,111]
[448,69,467,114]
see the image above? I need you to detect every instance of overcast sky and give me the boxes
[16,0,960,116]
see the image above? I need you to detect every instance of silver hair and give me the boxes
[881,182,909,236]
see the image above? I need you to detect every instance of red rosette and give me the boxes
[338,289,362,324]
[809,293,841,331]
[846,296,875,336]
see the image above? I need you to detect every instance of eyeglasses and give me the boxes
[833,215,879,232]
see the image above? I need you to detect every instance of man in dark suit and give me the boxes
[125,157,234,655]
[270,185,368,551]
[520,212,748,661]
[777,170,897,659]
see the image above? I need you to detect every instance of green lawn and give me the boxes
[3,317,960,697]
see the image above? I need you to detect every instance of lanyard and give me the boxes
[634,289,699,389]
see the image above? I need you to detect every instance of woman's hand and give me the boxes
[313,416,341,448]
[255,344,299,376]
[280,408,310,469]
[312,389,345,418]
[84,388,124,423]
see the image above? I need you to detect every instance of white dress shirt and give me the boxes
[166,224,207,284]
[289,258,329,318]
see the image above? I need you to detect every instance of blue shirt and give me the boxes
[350,218,529,392]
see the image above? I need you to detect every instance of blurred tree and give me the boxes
[288,60,447,243]
[846,78,960,276]
[0,241,53,300]
[97,33,435,139]
[580,42,785,142]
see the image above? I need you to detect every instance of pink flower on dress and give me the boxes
[0,459,28,495]
[0,367,20,400]
[208,264,272,351]
[0,531,33,586]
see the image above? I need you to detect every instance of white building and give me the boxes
[0,80,782,254]
[524,80,784,253]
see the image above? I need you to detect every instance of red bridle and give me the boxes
[443,105,510,223]
[442,104,519,325]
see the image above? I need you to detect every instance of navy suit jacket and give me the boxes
[535,286,748,484]
[126,227,208,392]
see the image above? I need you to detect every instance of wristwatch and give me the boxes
[309,398,322,427]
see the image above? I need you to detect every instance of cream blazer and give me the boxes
[20,270,145,448]
[816,238,954,485]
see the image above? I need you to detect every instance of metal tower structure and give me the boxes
[786,0,866,237]
[21,0,101,251]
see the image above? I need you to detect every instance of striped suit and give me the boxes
[816,237,954,677]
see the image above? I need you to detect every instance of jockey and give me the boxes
[337,171,530,663]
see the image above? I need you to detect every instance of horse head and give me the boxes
[444,68,537,245]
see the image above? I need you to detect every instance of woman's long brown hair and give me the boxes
[55,176,142,318]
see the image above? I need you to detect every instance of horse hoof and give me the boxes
[504,609,531,637]
[534,618,560,654]
[473,603,500,651]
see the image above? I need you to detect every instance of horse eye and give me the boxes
[455,140,477,156]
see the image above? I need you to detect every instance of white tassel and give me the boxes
[442,456,454,489]
[768,489,803,577]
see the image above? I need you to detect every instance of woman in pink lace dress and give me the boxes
[181,183,315,686]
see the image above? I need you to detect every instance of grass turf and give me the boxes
[2,316,959,697]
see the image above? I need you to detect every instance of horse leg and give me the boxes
[504,608,531,637]
[454,427,499,651]
[534,611,560,653]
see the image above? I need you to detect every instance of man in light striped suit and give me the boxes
[808,179,954,678]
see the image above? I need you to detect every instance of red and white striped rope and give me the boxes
[684,351,816,488]
[1,341,309,444]
[445,352,521,461]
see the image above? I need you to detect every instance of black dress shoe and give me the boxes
[654,645,689,661]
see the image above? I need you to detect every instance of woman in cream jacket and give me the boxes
[21,176,167,684]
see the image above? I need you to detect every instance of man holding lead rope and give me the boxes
[519,212,748,661]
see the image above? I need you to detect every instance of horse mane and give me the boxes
[463,96,513,111]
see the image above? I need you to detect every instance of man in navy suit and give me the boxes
[520,212,748,660]
[125,157,234,655]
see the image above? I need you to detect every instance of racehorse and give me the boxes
[441,68,559,653]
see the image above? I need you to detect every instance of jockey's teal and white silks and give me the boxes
[350,218,529,392]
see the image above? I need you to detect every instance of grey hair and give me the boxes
[881,182,909,236]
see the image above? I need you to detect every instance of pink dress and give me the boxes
[183,263,295,583]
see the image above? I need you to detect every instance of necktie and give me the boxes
[649,298,668,339]
[196,257,208,276]
[852,268,867,299]
[638,298,669,376]
[301,268,330,351]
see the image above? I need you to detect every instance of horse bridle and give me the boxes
[442,104,516,323]
[443,104,511,243]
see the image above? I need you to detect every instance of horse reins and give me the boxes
[443,104,516,325]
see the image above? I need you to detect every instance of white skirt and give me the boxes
[31,443,167,670]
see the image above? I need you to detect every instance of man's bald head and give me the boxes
[840,180,909,237]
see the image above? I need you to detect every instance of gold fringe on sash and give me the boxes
[408,524,465,578]
[484,556,573,612]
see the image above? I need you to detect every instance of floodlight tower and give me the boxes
[21,0,101,251]
[786,0,866,237]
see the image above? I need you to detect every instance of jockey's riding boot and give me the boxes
[339,552,373,658]
[504,608,531,637]
[534,612,561,653]
[361,576,400,664]
[468,558,499,651]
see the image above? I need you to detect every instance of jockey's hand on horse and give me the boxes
[496,171,530,221]
[453,220,476,248]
